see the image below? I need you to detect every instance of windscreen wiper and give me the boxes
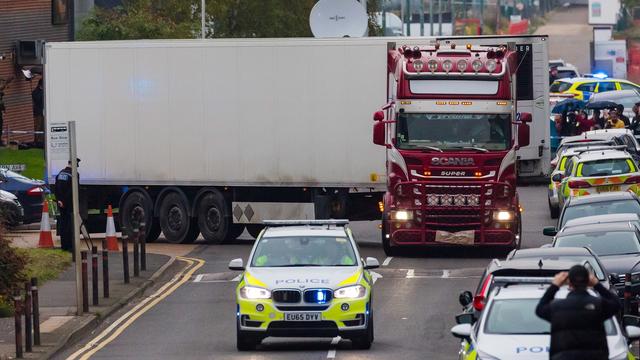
[418,146,443,152]
[451,146,489,153]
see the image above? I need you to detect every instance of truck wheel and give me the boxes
[246,225,263,239]
[184,218,200,243]
[121,190,155,241]
[236,320,260,351]
[146,219,162,243]
[351,308,373,349]
[381,213,395,256]
[159,192,194,244]
[227,224,245,242]
[196,191,229,244]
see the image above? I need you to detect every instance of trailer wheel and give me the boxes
[246,225,263,239]
[197,191,229,244]
[184,218,200,243]
[159,192,194,244]
[146,219,162,243]
[121,190,156,242]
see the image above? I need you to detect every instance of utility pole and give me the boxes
[450,0,455,35]
[69,121,83,316]
[420,0,425,35]
[406,0,411,36]
[438,0,442,35]
[201,0,206,39]
[430,0,434,35]
[382,0,387,35]
[496,0,500,35]
[480,0,484,34]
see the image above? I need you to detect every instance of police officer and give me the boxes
[535,265,620,360]
[54,158,79,252]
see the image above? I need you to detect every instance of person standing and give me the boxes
[536,265,620,360]
[31,79,44,148]
[606,110,625,129]
[576,110,595,134]
[54,159,79,253]
[631,102,640,134]
[616,104,630,127]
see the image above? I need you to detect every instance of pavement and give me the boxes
[51,185,557,360]
[0,232,180,360]
[535,5,592,74]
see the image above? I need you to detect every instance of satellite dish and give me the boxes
[310,0,368,38]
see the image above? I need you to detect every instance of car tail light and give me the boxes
[473,274,493,311]
[568,180,591,189]
[26,186,44,196]
[625,176,640,184]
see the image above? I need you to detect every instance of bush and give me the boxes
[0,227,27,309]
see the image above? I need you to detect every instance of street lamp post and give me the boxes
[201,0,206,39]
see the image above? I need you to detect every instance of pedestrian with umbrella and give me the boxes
[552,98,585,115]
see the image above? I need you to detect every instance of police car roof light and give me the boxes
[262,219,349,227]
[575,145,627,154]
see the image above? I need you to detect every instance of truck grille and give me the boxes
[272,289,301,303]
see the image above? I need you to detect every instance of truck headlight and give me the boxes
[493,210,514,222]
[334,285,366,299]
[239,286,271,299]
[390,210,413,221]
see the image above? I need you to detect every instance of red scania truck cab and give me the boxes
[373,41,531,255]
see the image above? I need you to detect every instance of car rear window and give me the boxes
[561,199,640,227]
[550,81,572,93]
[484,298,616,335]
[557,70,578,79]
[579,158,632,177]
[555,231,640,256]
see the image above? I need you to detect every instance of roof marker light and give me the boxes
[466,44,472,50]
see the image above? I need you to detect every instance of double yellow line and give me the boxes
[66,256,205,360]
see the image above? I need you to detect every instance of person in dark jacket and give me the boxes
[631,102,640,134]
[616,104,630,127]
[535,265,620,360]
[31,79,44,147]
[54,159,79,252]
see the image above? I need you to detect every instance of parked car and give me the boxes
[0,189,24,227]
[556,64,580,79]
[588,89,640,119]
[0,169,47,224]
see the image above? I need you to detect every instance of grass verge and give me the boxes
[0,148,45,180]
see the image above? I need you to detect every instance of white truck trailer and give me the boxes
[44,36,548,244]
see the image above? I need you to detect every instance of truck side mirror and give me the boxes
[551,173,563,182]
[373,121,386,146]
[518,123,530,148]
[373,110,385,121]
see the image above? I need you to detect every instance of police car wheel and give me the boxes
[236,322,260,351]
[351,311,373,350]
[548,199,559,219]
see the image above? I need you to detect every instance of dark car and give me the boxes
[0,189,24,226]
[545,192,640,235]
[551,221,640,301]
[0,169,47,224]
[458,252,609,317]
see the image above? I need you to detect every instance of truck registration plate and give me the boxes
[284,312,321,322]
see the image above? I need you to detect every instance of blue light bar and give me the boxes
[592,72,608,79]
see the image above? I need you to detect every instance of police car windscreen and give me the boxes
[396,113,511,151]
[252,236,357,267]
[560,200,640,227]
[555,231,640,256]
[484,299,616,335]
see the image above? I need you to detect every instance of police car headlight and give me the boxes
[390,210,413,221]
[239,286,271,299]
[493,210,514,222]
[334,285,366,299]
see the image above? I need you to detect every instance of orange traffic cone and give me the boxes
[38,201,54,248]
[105,205,119,251]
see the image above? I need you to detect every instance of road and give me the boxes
[535,5,592,74]
[57,185,554,360]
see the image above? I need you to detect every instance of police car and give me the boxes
[228,220,379,351]
[557,148,640,209]
[451,281,640,360]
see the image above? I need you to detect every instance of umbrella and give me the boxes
[586,100,618,110]
[551,98,585,114]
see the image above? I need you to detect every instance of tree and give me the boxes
[78,0,382,40]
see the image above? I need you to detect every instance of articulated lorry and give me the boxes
[43,36,548,245]
[374,36,549,254]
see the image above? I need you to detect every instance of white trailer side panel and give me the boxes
[45,39,389,188]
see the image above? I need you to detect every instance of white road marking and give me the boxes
[327,336,340,358]
[441,270,450,279]
[382,257,393,266]
[193,274,203,283]
[371,271,383,284]
[406,269,415,278]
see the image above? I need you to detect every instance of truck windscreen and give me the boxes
[396,113,511,151]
